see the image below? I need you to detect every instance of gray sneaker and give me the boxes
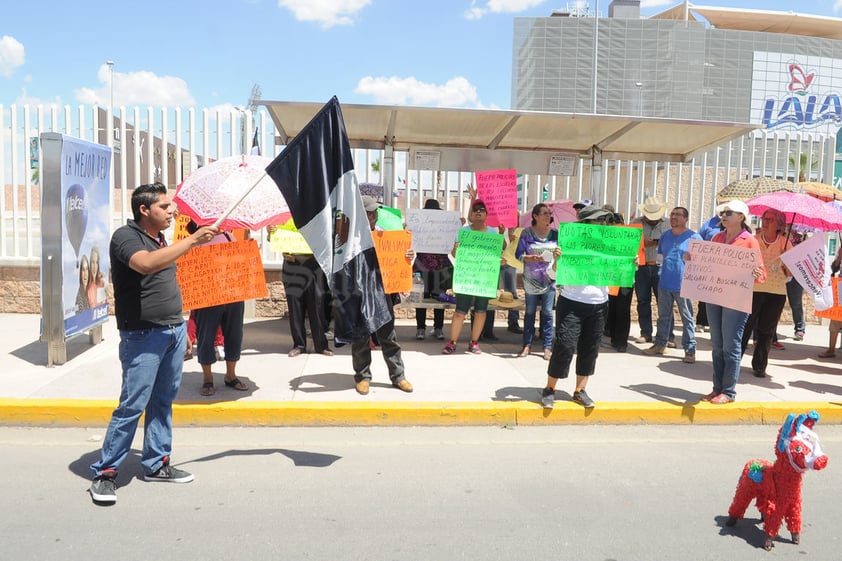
[572,389,595,408]
[144,457,194,483]
[540,387,555,409]
[433,328,445,340]
[416,328,425,340]
[89,470,117,503]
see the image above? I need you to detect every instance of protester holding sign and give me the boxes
[630,197,671,345]
[89,183,218,503]
[699,200,766,405]
[350,196,414,396]
[515,203,560,360]
[542,205,613,410]
[443,199,504,355]
[413,199,453,341]
[187,222,250,396]
[739,209,792,378]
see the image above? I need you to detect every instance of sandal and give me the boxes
[818,349,836,358]
[224,377,248,391]
[710,394,733,404]
[517,347,531,358]
[200,382,215,396]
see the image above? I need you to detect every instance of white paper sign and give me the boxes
[680,240,758,314]
[405,209,463,254]
[780,233,833,311]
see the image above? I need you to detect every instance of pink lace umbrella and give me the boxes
[746,191,842,232]
[174,155,291,230]
[518,199,577,228]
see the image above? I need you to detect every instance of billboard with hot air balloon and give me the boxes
[59,136,112,337]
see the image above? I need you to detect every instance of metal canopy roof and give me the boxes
[260,100,758,173]
[651,3,842,41]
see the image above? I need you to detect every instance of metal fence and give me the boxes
[1,103,836,266]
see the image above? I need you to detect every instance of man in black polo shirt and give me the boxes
[89,182,218,504]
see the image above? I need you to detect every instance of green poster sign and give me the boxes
[556,223,642,287]
[376,206,404,230]
[453,229,504,298]
[834,159,842,191]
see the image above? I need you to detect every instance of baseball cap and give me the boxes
[716,199,750,217]
[577,205,613,222]
[573,199,592,210]
[361,195,381,212]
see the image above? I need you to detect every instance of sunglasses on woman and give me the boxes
[718,210,739,217]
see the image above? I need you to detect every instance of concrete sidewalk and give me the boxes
[2,313,841,426]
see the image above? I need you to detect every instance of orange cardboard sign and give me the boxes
[173,214,247,242]
[176,239,267,310]
[815,277,842,322]
[371,230,412,294]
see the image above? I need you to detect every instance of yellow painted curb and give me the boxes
[0,399,840,427]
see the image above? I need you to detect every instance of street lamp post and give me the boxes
[106,61,114,115]
[634,81,643,116]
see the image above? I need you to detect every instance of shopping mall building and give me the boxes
[511,1,842,201]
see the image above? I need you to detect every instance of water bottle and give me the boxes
[410,272,424,304]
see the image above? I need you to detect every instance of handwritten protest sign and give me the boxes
[453,229,504,298]
[269,219,312,254]
[173,214,247,243]
[177,239,268,310]
[405,209,462,254]
[475,169,518,228]
[680,240,758,313]
[372,230,413,294]
[815,278,842,321]
[555,223,641,287]
[780,233,833,311]
[376,206,404,231]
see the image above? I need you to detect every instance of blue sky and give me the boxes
[2,0,842,113]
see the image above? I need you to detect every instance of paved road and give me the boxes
[3,425,840,560]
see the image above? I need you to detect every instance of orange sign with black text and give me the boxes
[176,239,267,310]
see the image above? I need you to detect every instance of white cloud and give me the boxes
[74,64,196,108]
[0,35,25,78]
[466,0,547,18]
[835,0,842,13]
[355,75,481,107]
[640,0,675,9]
[278,0,371,29]
[15,87,62,107]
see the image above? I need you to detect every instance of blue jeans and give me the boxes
[523,290,555,349]
[706,304,749,400]
[91,324,186,476]
[655,288,695,353]
[501,264,520,327]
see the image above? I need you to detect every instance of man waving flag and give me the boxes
[265,97,392,341]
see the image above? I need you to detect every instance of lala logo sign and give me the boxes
[761,62,842,130]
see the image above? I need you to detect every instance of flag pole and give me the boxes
[211,171,268,229]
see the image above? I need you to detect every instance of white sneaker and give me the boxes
[416,328,425,340]
[325,330,334,341]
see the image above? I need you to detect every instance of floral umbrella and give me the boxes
[716,177,794,204]
[173,155,291,231]
[797,181,840,202]
[746,191,842,231]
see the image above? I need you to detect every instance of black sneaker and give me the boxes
[572,389,595,408]
[90,470,117,503]
[144,457,194,483]
[540,387,555,409]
